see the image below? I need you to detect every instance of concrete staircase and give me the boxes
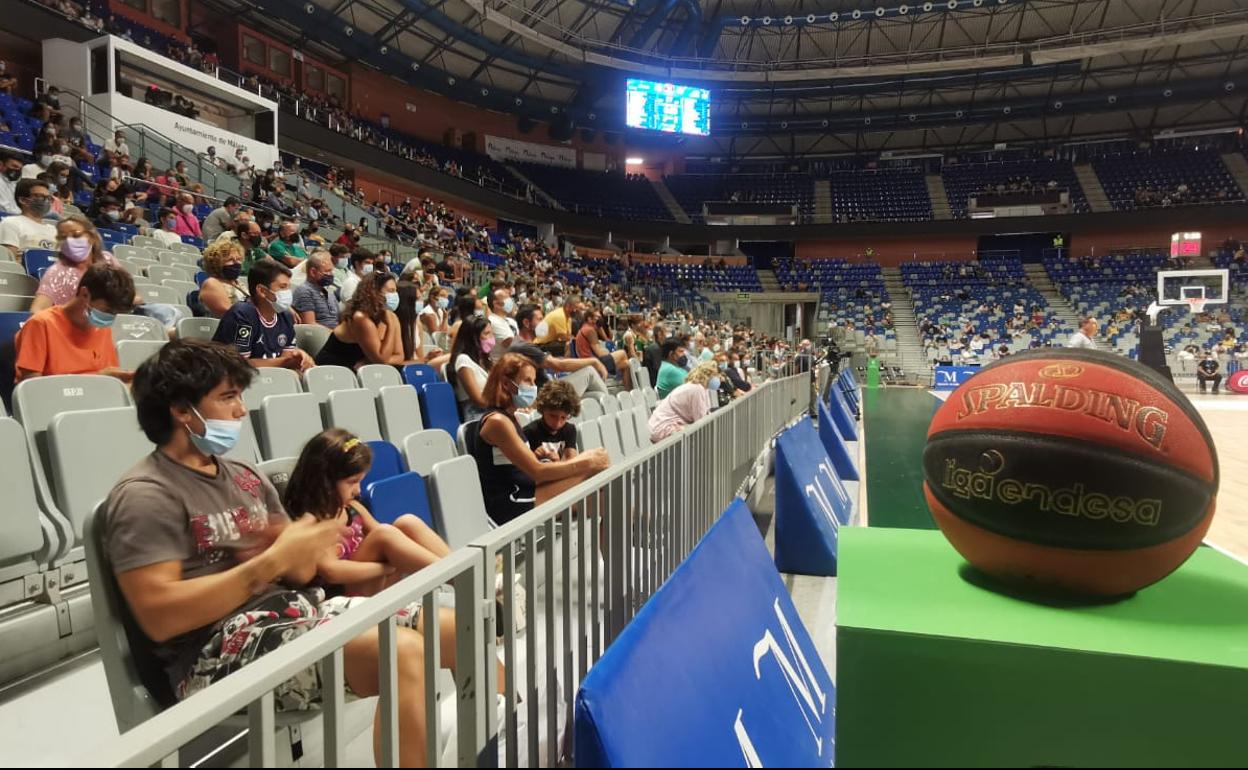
[1074,164,1112,212]
[813,179,833,223]
[757,269,782,292]
[505,165,563,210]
[1024,263,1086,344]
[882,266,932,381]
[1220,152,1248,198]
[650,178,693,224]
[925,174,953,220]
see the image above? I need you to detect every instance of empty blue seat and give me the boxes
[402,363,439,387]
[359,439,405,507]
[23,249,56,277]
[365,471,435,527]
[418,382,460,439]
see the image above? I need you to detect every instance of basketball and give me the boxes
[923,348,1219,596]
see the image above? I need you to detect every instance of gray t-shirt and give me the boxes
[101,450,286,688]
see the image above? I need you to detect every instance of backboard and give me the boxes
[1157,269,1229,310]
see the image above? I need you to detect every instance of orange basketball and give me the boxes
[923,348,1218,596]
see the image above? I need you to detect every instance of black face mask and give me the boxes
[2,168,20,182]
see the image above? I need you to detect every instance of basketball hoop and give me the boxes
[1187,297,1207,315]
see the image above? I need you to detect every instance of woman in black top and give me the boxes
[468,353,609,525]
[315,271,408,368]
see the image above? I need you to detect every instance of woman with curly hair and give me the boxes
[314,270,410,368]
[647,360,720,443]
[197,239,248,318]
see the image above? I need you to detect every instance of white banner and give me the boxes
[90,93,280,171]
[485,134,576,169]
[582,151,606,172]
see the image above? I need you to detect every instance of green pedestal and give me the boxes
[836,528,1248,767]
[865,358,881,389]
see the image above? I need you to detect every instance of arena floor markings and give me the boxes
[864,387,1248,566]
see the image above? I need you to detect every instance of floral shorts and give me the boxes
[177,589,423,710]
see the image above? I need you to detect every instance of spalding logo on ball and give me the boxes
[923,348,1218,596]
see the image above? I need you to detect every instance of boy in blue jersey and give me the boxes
[212,258,314,371]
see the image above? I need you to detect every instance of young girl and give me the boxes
[283,428,451,596]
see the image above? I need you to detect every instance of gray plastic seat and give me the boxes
[166,242,201,256]
[631,405,650,448]
[0,261,28,275]
[580,397,605,422]
[294,324,330,357]
[47,406,152,541]
[176,317,219,340]
[0,294,30,311]
[113,244,152,262]
[257,393,323,460]
[304,365,357,402]
[0,272,39,297]
[357,364,402,394]
[615,410,640,457]
[226,414,262,464]
[242,367,302,410]
[428,455,495,549]
[402,429,457,477]
[136,285,179,305]
[377,384,424,444]
[0,417,52,588]
[161,279,198,299]
[257,457,298,498]
[115,339,166,370]
[597,414,625,465]
[112,314,166,343]
[643,389,659,411]
[616,391,636,411]
[576,419,603,452]
[456,419,478,456]
[601,396,621,415]
[13,375,131,555]
[325,388,382,442]
[146,264,191,284]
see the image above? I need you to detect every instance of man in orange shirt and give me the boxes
[15,263,136,382]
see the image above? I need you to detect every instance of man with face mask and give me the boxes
[0,179,57,261]
[212,258,312,372]
[656,339,690,400]
[266,221,307,269]
[0,149,23,215]
[487,287,519,359]
[202,196,240,242]
[151,206,184,249]
[291,251,340,328]
[339,247,375,303]
[15,262,135,382]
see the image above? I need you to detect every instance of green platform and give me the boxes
[836,527,1248,767]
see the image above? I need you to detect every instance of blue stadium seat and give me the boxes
[402,363,439,387]
[418,382,460,438]
[23,249,56,277]
[365,471,435,527]
[359,439,405,507]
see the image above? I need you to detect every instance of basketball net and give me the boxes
[1187,297,1207,315]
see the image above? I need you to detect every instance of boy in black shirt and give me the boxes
[523,380,580,462]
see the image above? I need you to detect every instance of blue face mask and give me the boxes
[503,297,515,314]
[719,362,728,370]
[437,296,450,310]
[415,300,425,313]
[271,288,293,313]
[513,382,538,408]
[707,377,721,392]
[187,406,242,456]
[385,292,400,312]
[87,306,115,328]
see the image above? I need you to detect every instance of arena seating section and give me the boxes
[661,173,815,223]
[513,163,673,221]
[941,158,1090,218]
[774,258,897,355]
[826,167,932,223]
[1090,147,1244,211]
[631,261,762,292]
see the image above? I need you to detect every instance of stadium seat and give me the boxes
[357,363,402,393]
[156,251,198,269]
[0,294,32,312]
[242,367,302,410]
[616,391,635,410]
[428,455,495,548]
[418,382,460,438]
[175,317,218,340]
[376,384,424,444]
[325,388,382,442]
[160,279,198,300]
[580,397,605,421]
[294,324,330,357]
[111,314,165,343]
[631,406,650,449]
[113,244,151,263]
[257,456,297,498]
[0,417,52,587]
[115,339,166,370]
[146,264,190,284]
[257,393,323,460]
[402,428,457,477]
[456,419,477,456]
[22,249,56,277]
[47,406,152,540]
[0,272,39,297]
[643,389,659,411]
[577,419,603,452]
[136,285,179,305]
[225,416,263,465]
[0,261,28,276]
[358,439,406,507]
[402,363,439,387]
[597,414,626,465]
[366,472,435,528]
[615,410,640,457]
[602,396,621,415]
[303,365,358,402]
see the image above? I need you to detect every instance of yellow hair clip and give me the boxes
[343,438,361,452]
